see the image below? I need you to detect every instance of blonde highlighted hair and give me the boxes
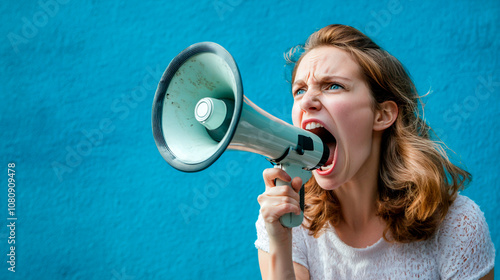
[288,24,470,242]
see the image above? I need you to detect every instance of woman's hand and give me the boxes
[258,167,310,280]
[257,167,303,243]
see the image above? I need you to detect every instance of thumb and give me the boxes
[291,177,303,193]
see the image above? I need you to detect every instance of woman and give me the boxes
[255,24,495,279]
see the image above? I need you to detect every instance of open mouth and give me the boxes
[304,121,337,173]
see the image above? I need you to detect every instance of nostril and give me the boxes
[303,103,320,111]
[300,99,321,112]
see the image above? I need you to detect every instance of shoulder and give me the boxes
[438,194,490,239]
[436,194,495,279]
[442,195,482,225]
[437,194,492,246]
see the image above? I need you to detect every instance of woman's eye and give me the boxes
[295,89,306,96]
[328,83,343,90]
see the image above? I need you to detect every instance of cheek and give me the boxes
[291,103,302,127]
[334,100,375,140]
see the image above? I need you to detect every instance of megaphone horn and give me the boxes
[152,42,329,227]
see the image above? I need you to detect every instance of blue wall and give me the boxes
[1,0,499,279]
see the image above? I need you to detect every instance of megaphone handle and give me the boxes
[274,164,311,228]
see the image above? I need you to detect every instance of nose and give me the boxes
[299,89,322,112]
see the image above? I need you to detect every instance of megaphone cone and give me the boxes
[152,42,329,227]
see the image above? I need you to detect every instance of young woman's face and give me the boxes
[292,46,379,190]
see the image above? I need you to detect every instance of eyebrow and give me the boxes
[292,75,354,87]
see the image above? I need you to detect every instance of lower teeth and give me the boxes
[320,164,333,171]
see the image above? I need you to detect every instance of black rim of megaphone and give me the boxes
[152,42,243,172]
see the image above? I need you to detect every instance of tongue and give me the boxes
[324,142,336,166]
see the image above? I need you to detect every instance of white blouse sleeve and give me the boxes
[255,212,309,269]
[255,212,270,253]
[436,195,495,279]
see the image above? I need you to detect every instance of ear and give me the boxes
[373,101,398,131]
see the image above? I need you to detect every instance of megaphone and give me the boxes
[152,42,329,227]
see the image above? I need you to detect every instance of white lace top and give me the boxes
[255,195,495,279]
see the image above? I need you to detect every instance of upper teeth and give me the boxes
[305,122,324,130]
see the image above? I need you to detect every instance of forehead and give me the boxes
[294,46,363,82]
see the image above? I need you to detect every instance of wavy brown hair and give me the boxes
[288,24,471,242]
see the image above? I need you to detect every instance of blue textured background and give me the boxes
[1,0,499,279]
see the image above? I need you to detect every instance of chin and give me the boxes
[312,172,343,190]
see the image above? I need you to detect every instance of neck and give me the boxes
[334,176,379,231]
[334,134,382,231]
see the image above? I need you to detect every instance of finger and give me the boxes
[291,177,303,193]
[258,194,301,209]
[257,185,301,220]
[266,204,302,221]
[262,168,291,188]
[263,185,300,203]
[258,196,302,219]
